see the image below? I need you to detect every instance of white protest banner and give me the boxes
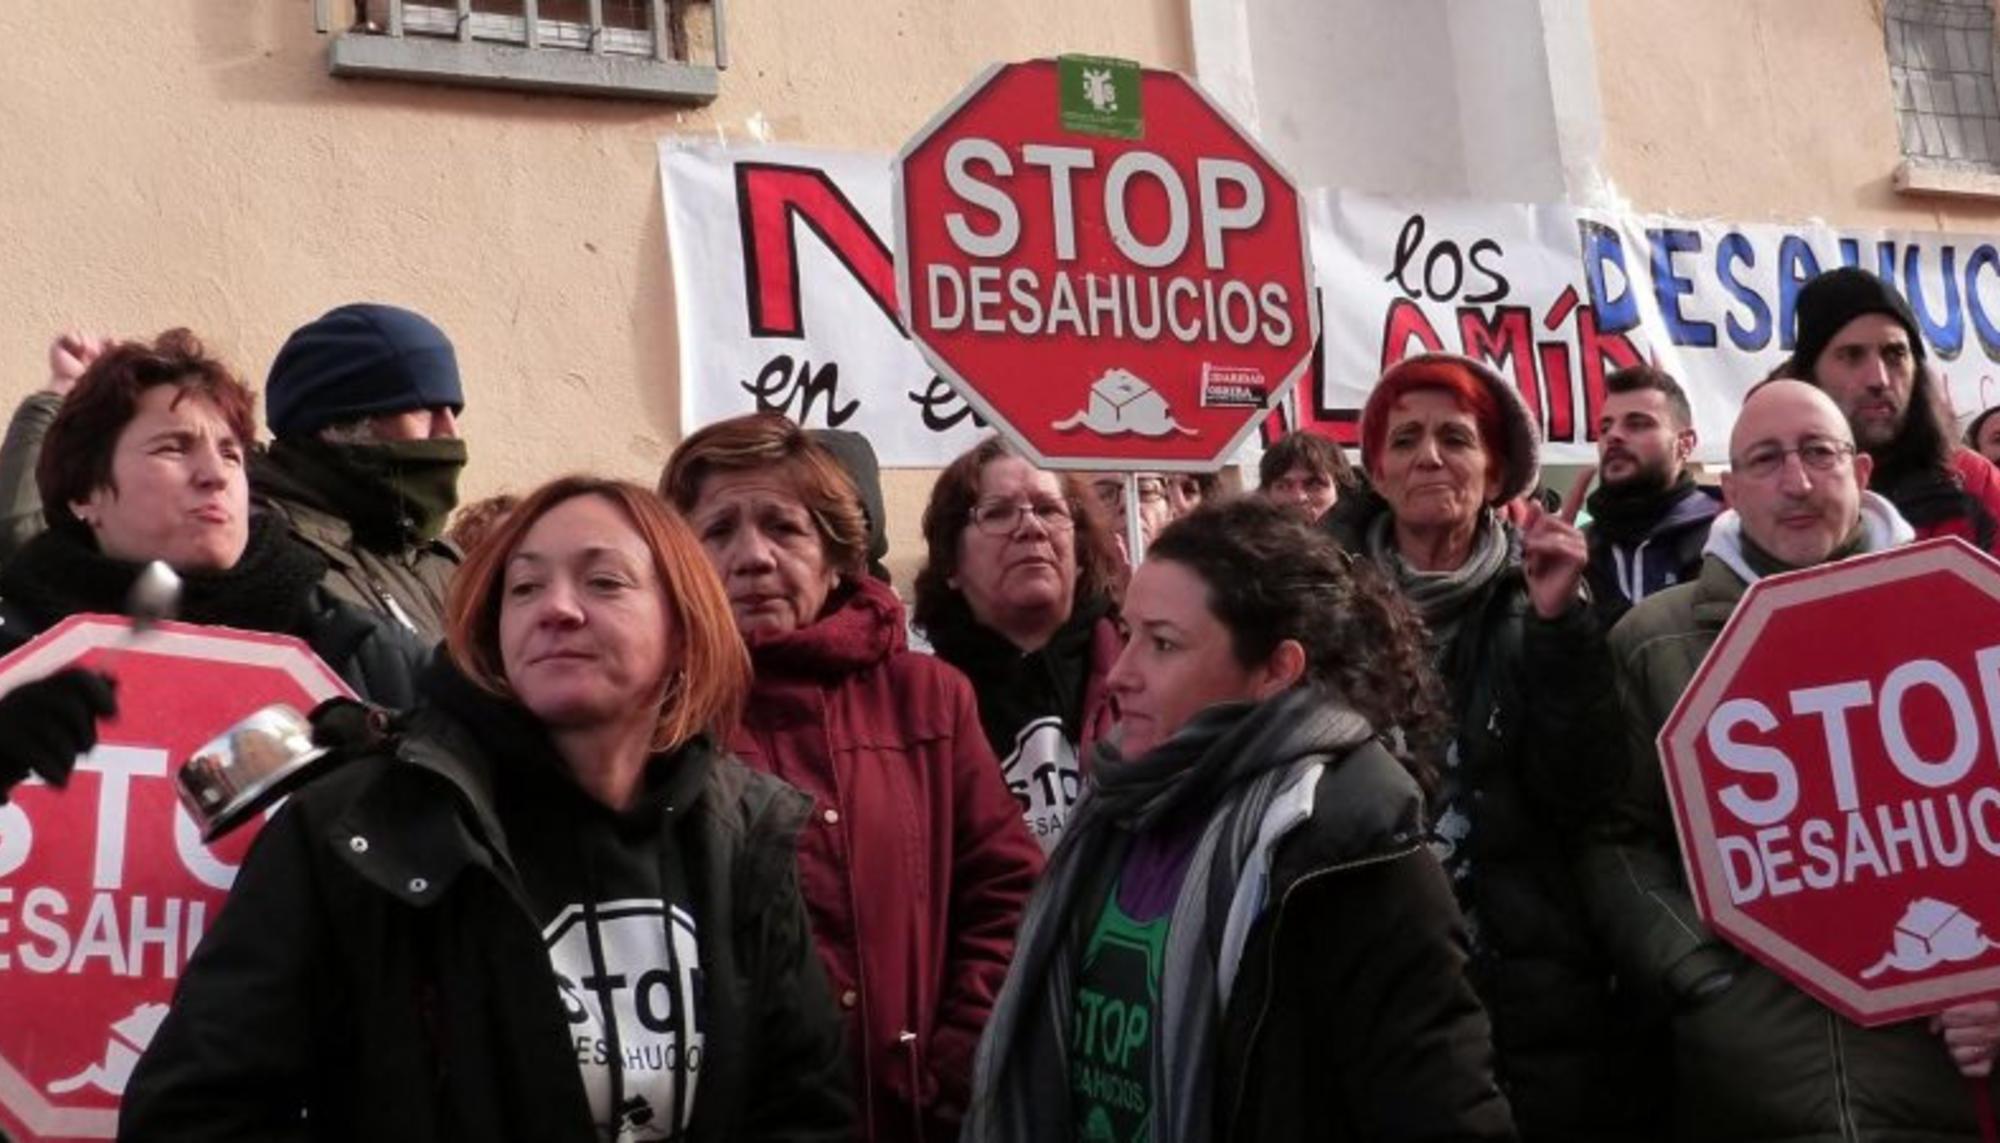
[1302,193,2000,463]
[659,140,988,467]
[661,141,2000,467]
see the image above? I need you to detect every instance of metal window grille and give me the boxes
[323,0,724,102]
[1886,0,2000,169]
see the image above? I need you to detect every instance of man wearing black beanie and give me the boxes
[252,302,467,642]
[1786,267,2000,556]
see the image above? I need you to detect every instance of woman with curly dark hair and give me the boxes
[913,437,1125,852]
[964,496,1514,1143]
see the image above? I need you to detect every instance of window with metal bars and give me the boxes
[1886,0,2000,171]
[320,0,725,103]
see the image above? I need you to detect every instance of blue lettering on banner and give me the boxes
[1904,244,1965,360]
[1648,227,1717,348]
[1716,232,1773,352]
[1579,221,1640,334]
[1967,245,2000,360]
[1777,236,1824,351]
[1835,238,1899,281]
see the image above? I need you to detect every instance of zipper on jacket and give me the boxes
[1826,1013,1860,1142]
[1225,844,1421,1138]
[897,1029,923,1141]
[374,584,419,635]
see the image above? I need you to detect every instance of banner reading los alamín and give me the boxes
[661,139,2000,467]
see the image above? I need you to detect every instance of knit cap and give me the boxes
[265,303,463,438]
[1790,267,1927,380]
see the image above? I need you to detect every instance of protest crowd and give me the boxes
[8,261,2000,1143]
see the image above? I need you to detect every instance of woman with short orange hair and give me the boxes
[124,475,853,1142]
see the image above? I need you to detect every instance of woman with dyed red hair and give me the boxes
[123,476,852,1142]
[1327,353,1642,1140]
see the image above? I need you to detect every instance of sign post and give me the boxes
[1661,538,2000,1026]
[893,56,1317,487]
[0,616,353,1142]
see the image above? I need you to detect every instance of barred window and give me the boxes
[1886,0,2000,170]
[322,0,724,103]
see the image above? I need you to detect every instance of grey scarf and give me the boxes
[962,687,1376,1143]
[1364,508,1513,653]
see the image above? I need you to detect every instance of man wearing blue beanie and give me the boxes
[251,303,467,642]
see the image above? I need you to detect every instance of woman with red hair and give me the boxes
[124,476,852,1141]
[1327,353,1641,1140]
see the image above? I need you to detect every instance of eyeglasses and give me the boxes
[968,498,1076,536]
[1732,439,1857,480]
[1090,478,1166,508]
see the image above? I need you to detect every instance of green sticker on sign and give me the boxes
[1058,54,1143,140]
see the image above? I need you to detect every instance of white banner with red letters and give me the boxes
[661,139,2000,468]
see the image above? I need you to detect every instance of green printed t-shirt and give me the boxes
[1069,821,1199,1143]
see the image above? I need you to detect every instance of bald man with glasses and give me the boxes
[1581,379,2000,1141]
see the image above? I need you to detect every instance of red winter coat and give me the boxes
[731,577,1044,1143]
[1923,447,2000,555]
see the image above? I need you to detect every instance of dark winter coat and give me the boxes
[730,577,1042,1143]
[1901,447,2000,557]
[0,390,59,565]
[250,446,460,643]
[923,596,1121,768]
[1328,495,1643,1141]
[120,680,853,1142]
[1585,548,1998,1142]
[0,518,425,709]
[922,596,1122,850]
[1217,740,1518,1142]
[1583,481,1723,630]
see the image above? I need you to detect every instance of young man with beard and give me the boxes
[1788,266,2000,557]
[1583,365,1722,628]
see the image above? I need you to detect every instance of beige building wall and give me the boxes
[1591,0,2000,230]
[0,2,1190,580]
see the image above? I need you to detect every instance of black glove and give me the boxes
[0,668,118,803]
[307,697,392,752]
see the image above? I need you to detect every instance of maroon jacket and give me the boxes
[731,577,1044,1143]
[1931,447,2000,555]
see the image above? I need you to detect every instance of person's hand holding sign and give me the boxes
[1934,1000,2000,1077]
[1521,466,1595,620]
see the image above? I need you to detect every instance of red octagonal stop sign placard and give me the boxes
[1662,538,2000,1026]
[0,616,352,1141]
[894,58,1317,470]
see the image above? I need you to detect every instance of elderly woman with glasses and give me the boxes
[662,415,1042,1143]
[914,438,1126,854]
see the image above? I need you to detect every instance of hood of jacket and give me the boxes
[1702,489,1915,585]
[1634,481,1725,543]
[743,574,905,682]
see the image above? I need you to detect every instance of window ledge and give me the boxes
[328,31,718,104]
[1894,159,2000,201]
